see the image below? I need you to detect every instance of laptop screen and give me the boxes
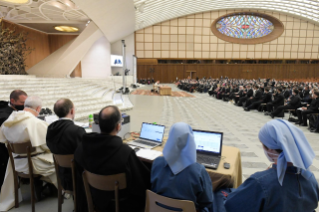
[193,130,223,155]
[140,122,165,143]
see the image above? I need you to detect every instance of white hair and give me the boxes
[24,96,42,109]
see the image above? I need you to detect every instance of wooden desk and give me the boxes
[159,86,172,96]
[125,138,242,191]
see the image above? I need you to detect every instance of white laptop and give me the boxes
[193,129,223,169]
[127,122,165,149]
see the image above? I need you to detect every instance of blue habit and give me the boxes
[151,157,214,212]
[221,164,319,212]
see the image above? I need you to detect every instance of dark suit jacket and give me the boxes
[288,95,301,108]
[246,89,253,98]
[308,98,319,111]
[262,93,272,103]
[253,90,263,101]
[272,93,285,107]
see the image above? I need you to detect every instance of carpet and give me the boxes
[131,89,195,97]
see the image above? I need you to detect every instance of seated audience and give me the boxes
[215,119,319,212]
[296,89,319,126]
[0,90,27,192]
[151,122,213,212]
[245,87,272,111]
[237,85,253,106]
[265,88,284,115]
[46,98,86,191]
[0,96,56,211]
[270,89,301,118]
[75,105,150,212]
[244,85,263,108]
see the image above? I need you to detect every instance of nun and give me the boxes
[150,122,213,212]
[221,119,319,212]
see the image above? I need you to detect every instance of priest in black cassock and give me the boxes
[0,90,27,192]
[74,105,150,212]
[46,98,86,191]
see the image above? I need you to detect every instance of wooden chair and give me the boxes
[53,154,76,212]
[82,171,126,212]
[144,190,196,212]
[7,141,40,212]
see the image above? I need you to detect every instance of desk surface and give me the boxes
[125,138,242,191]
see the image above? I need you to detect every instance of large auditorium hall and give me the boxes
[0,0,319,212]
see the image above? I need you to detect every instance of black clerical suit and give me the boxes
[272,94,301,117]
[245,89,263,107]
[75,133,150,212]
[0,101,14,191]
[233,90,244,104]
[237,89,253,106]
[267,93,285,112]
[46,119,86,191]
[247,92,272,110]
[296,97,319,125]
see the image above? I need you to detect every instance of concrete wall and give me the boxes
[81,36,112,78]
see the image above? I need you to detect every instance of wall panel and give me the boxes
[3,21,50,71]
[137,64,319,82]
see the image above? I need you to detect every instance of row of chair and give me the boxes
[7,141,196,212]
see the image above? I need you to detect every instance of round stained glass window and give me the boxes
[216,15,274,39]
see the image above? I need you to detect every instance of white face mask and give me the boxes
[263,148,280,162]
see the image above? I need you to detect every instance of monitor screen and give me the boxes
[111,55,123,67]
[140,123,165,143]
[193,130,222,154]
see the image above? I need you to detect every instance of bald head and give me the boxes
[99,106,121,134]
[54,98,74,119]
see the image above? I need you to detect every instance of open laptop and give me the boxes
[127,122,165,149]
[193,129,223,170]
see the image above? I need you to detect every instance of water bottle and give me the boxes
[89,114,93,128]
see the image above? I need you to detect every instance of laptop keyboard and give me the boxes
[135,140,157,147]
[197,154,220,164]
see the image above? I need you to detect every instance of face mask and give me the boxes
[12,104,24,111]
[263,148,280,162]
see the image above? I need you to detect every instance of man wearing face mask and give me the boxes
[46,98,86,192]
[0,96,57,211]
[0,90,28,192]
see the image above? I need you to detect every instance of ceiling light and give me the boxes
[0,0,29,4]
[54,26,79,32]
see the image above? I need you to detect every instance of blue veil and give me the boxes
[258,119,315,185]
[163,122,196,175]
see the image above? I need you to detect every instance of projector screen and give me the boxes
[111,55,123,67]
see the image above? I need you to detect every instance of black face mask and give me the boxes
[12,104,24,111]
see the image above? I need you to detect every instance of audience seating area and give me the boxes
[0,76,134,121]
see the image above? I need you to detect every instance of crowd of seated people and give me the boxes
[0,87,318,212]
[139,78,155,85]
[176,77,319,133]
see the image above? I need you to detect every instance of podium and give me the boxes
[186,70,196,79]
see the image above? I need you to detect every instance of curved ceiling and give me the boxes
[0,0,89,23]
[133,0,319,30]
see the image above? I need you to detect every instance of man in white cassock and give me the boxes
[0,96,57,211]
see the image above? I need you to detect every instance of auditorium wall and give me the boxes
[137,63,319,82]
[135,9,319,59]
[135,9,319,82]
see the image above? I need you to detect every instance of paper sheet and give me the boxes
[136,149,162,160]
[74,122,89,128]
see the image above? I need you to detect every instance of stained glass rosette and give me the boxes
[216,15,274,39]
